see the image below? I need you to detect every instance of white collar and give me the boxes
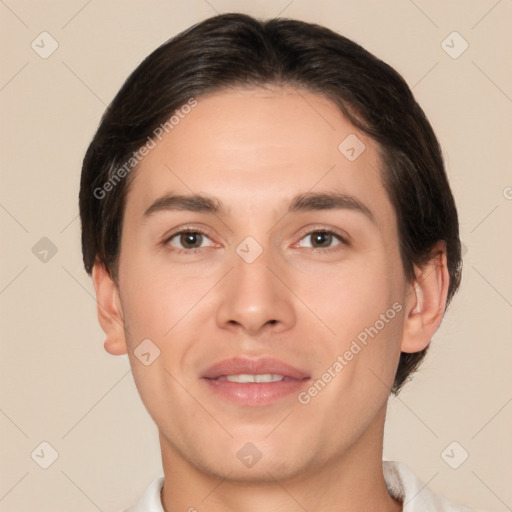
[124,461,472,511]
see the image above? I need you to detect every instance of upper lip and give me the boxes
[201,357,310,380]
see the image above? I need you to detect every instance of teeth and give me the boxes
[225,374,285,383]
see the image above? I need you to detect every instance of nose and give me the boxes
[215,246,296,335]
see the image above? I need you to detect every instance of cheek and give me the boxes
[118,238,215,340]
[295,254,404,387]
[296,258,394,333]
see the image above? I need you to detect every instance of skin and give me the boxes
[92,86,449,512]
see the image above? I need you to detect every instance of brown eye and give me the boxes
[311,232,333,247]
[180,232,203,248]
[298,230,344,249]
[167,231,212,250]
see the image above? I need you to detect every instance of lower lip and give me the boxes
[202,378,309,407]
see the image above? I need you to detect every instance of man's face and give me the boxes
[116,86,409,480]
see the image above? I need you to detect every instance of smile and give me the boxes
[214,374,291,383]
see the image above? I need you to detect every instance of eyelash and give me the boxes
[163,226,350,254]
[295,226,350,253]
[163,227,213,254]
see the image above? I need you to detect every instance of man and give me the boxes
[79,13,471,512]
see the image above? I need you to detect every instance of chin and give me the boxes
[191,435,317,483]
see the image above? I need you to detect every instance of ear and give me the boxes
[91,261,128,356]
[401,241,450,353]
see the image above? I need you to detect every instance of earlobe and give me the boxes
[401,241,450,354]
[91,261,128,356]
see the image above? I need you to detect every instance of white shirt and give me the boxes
[123,461,473,511]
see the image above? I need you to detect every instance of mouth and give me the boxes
[201,357,310,407]
[214,373,296,383]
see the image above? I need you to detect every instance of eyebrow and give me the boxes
[143,191,375,223]
[144,194,223,217]
[288,192,375,223]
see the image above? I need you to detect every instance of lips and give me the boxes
[201,357,310,407]
[201,357,309,381]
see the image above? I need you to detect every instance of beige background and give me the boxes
[1,0,511,511]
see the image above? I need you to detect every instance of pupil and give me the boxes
[313,232,331,247]
[181,233,201,248]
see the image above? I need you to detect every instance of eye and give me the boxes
[166,230,214,250]
[297,230,345,249]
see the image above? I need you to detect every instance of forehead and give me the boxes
[126,86,395,225]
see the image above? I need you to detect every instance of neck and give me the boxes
[159,406,401,512]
